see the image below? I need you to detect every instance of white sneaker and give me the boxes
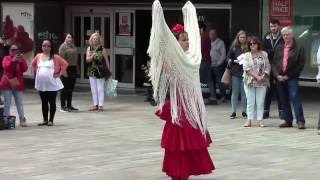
[259,121,265,127]
[60,107,68,112]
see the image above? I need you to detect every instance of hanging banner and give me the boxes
[269,0,293,26]
[1,3,34,76]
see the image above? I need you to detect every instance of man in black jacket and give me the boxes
[262,19,284,119]
[272,26,306,129]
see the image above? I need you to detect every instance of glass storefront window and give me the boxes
[263,0,320,80]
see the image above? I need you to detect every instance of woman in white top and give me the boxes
[32,39,68,126]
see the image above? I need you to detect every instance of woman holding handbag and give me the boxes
[226,30,248,119]
[86,32,111,112]
[0,44,28,127]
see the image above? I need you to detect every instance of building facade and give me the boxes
[263,0,320,83]
[1,0,262,89]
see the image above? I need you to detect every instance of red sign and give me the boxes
[269,0,293,26]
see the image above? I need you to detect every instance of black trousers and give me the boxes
[264,76,283,113]
[60,66,77,108]
[39,91,58,122]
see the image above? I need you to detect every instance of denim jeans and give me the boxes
[2,89,25,122]
[231,76,247,113]
[276,79,305,124]
[244,84,267,121]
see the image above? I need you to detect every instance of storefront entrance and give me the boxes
[67,7,136,88]
[71,13,112,84]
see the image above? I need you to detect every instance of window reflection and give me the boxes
[115,55,133,83]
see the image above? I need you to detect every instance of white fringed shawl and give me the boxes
[147,0,207,135]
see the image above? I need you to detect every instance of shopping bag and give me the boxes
[105,78,118,97]
[221,68,231,86]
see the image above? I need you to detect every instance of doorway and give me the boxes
[72,13,112,84]
[113,11,136,88]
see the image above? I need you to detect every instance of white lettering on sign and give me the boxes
[38,30,59,43]
[272,0,290,14]
[273,6,289,13]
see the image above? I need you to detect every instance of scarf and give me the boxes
[147,0,207,135]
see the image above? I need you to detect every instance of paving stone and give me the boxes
[0,90,320,180]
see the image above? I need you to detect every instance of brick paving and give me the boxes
[0,88,320,180]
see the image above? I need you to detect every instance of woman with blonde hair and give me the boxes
[227,30,248,119]
[86,32,111,111]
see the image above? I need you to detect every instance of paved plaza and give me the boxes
[0,88,320,180]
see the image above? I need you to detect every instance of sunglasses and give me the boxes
[42,44,51,48]
[249,42,257,46]
[9,48,19,52]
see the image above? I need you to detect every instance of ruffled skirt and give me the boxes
[156,101,215,178]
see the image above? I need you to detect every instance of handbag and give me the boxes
[96,63,112,79]
[221,68,231,86]
[8,77,20,88]
[105,78,118,97]
[7,62,20,88]
[0,115,16,130]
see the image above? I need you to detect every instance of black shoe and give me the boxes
[38,121,48,126]
[297,122,305,129]
[150,99,157,106]
[60,106,69,112]
[263,112,269,119]
[279,111,285,120]
[47,121,54,126]
[279,121,293,128]
[230,112,236,119]
[68,106,79,111]
[205,99,218,105]
[242,112,247,118]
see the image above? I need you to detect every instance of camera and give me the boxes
[16,50,23,57]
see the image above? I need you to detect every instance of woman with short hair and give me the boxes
[86,32,111,111]
[241,36,271,127]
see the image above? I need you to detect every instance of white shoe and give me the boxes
[243,120,251,127]
[259,121,265,127]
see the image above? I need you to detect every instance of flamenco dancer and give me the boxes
[147,1,215,179]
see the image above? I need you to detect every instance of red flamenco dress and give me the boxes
[156,101,215,179]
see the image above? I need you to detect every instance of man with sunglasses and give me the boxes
[262,19,284,119]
